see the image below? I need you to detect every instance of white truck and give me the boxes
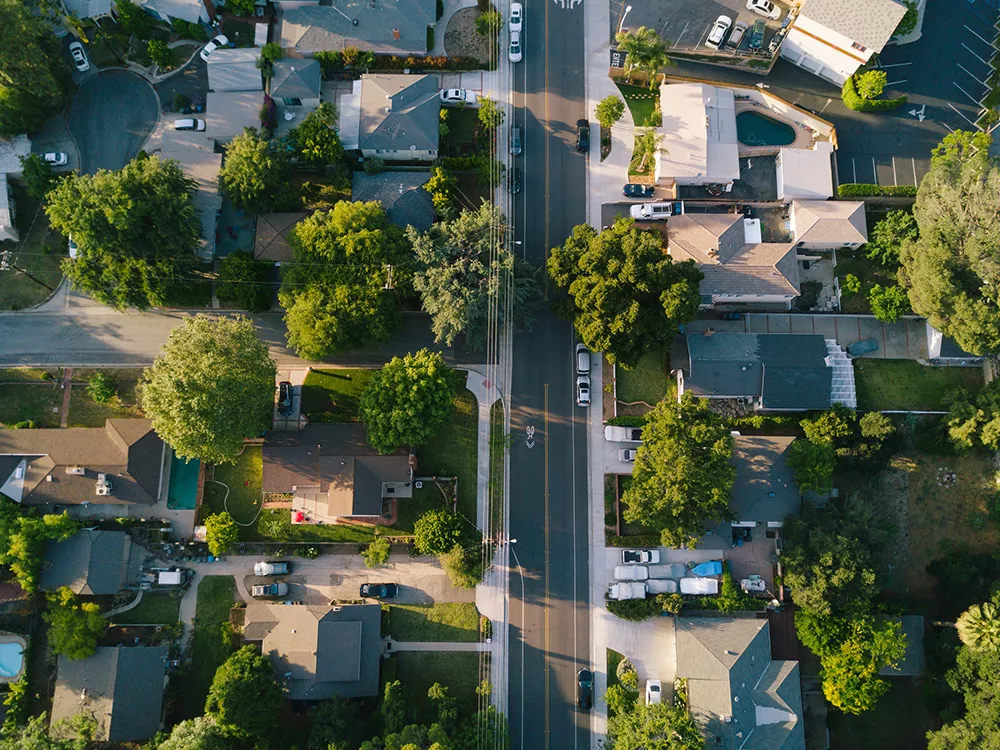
[604,425,642,443]
[614,565,649,581]
[607,582,647,600]
[254,561,291,576]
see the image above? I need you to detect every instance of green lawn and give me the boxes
[389,603,480,642]
[615,83,661,127]
[111,592,181,625]
[174,576,236,720]
[488,399,505,533]
[835,249,898,315]
[617,476,657,537]
[252,508,380,544]
[203,446,263,526]
[854,360,984,411]
[394,651,482,718]
[221,19,255,47]
[67,368,143,427]
[416,380,478,523]
[300,368,374,422]
[0,368,58,382]
[607,649,624,690]
[616,348,670,405]
[393,484,450,534]
[0,187,66,311]
[0,383,62,427]
[440,107,479,157]
[164,262,214,309]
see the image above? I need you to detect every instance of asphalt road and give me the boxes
[506,1,591,747]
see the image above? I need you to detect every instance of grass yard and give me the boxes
[0,368,58,382]
[854,360,983,412]
[488,399,505,533]
[416,378,478,523]
[174,576,236,720]
[221,20,255,47]
[111,592,181,625]
[607,648,624,690]
[394,484,450,534]
[164,262,214,309]
[389,603,480,642]
[203,446,263,526]
[828,677,936,750]
[0,383,62,427]
[252,508,380,544]
[300,368,374,422]
[293,171,352,210]
[835,249,897,315]
[615,83,662,127]
[617,475,658,537]
[615,348,669,406]
[0,187,66,311]
[394,651,483,718]
[440,107,479,157]
[67,368,143,427]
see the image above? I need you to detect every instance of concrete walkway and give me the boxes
[59,367,73,427]
[103,589,143,618]
[387,639,491,652]
[462,366,500,531]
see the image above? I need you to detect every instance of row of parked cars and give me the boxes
[705,0,784,51]
[249,560,400,601]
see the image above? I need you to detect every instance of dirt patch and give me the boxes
[444,8,494,64]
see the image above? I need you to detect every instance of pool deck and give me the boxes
[734,100,815,155]
[0,633,27,683]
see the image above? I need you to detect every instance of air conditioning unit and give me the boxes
[65,466,86,476]
[95,473,112,497]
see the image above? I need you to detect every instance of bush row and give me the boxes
[837,183,918,197]
[608,534,660,547]
[841,74,908,112]
[314,50,488,79]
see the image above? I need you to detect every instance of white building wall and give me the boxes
[780,18,873,85]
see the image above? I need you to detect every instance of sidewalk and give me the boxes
[386,639,491,652]
[587,352,610,746]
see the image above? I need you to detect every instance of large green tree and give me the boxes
[607,702,705,749]
[360,349,457,453]
[412,508,465,555]
[548,218,702,367]
[219,128,294,213]
[899,131,1000,354]
[44,587,106,661]
[205,512,239,556]
[205,646,283,738]
[156,716,233,750]
[957,594,1000,652]
[289,102,344,166]
[820,618,907,715]
[614,26,674,89]
[410,203,543,349]
[786,438,835,494]
[866,210,918,265]
[44,156,201,310]
[217,251,273,312]
[927,629,1000,748]
[0,714,92,750]
[946,380,1000,451]
[3,513,78,592]
[621,394,734,547]
[138,316,276,464]
[279,201,410,359]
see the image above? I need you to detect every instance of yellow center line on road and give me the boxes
[544,382,550,748]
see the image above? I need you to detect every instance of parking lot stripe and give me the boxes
[953,81,984,106]
[872,157,878,184]
[675,21,690,45]
[964,24,994,46]
[961,42,992,66]
[886,80,908,86]
[877,62,912,68]
[852,157,857,183]
[948,101,982,128]
[958,63,988,86]
[892,157,898,185]
[943,121,956,133]
[659,19,670,36]
[911,158,918,186]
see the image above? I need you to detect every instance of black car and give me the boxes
[576,119,590,153]
[277,381,293,416]
[623,183,655,199]
[360,582,399,599]
[508,166,522,194]
[577,668,594,710]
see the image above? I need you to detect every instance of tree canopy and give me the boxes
[413,508,466,555]
[820,618,906,714]
[2,512,78,592]
[205,512,239,556]
[205,646,283,738]
[217,251,273,312]
[139,316,276,464]
[946,381,1000,451]
[548,218,702,367]
[595,95,626,129]
[44,587,106,661]
[360,349,457,453]
[607,702,705,749]
[866,210,918,265]
[957,592,1000,652]
[44,156,201,310]
[614,27,674,89]
[156,716,233,750]
[621,394,735,547]
[899,131,1000,354]
[219,128,294,213]
[289,103,345,166]
[787,438,835,494]
[411,203,543,349]
[279,201,411,359]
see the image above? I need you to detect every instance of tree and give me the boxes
[957,597,1000,652]
[362,536,391,568]
[217,251,272,312]
[475,8,502,37]
[894,0,918,37]
[205,513,239,556]
[855,69,887,100]
[439,543,483,588]
[44,587,106,660]
[413,508,465,556]
[621,394,735,547]
[19,154,54,199]
[927,639,1000,749]
[868,284,909,322]
[148,38,171,69]
[423,166,458,220]
[87,372,117,404]
[946,381,1000,451]
[114,0,152,38]
[428,683,459,734]
[156,716,232,750]
[844,273,862,295]
[45,156,201,310]
[614,27,674,89]
[308,696,361,750]
[219,128,294,214]
[138,316,276,464]
[548,218,702,367]
[205,646,283,738]
[866,210,918,265]
[595,95,626,129]
[226,0,256,15]
[280,201,410,359]
[820,618,906,714]
[800,404,856,447]
[0,714,93,750]
[898,130,1000,354]
[787,438,835,494]
[381,680,407,735]
[3,513,78,592]
[857,411,896,459]
[607,702,705,749]
[360,349,457,454]
[289,103,344,166]
[259,41,282,67]
[411,203,543,348]
[477,96,504,130]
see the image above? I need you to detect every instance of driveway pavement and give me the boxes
[67,69,158,174]
[155,57,208,114]
[742,312,928,359]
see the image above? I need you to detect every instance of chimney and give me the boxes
[392,28,401,39]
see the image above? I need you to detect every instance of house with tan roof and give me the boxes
[790,200,867,250]
[656,84,740,189]
[354,74,440,161]
[667,213,799,309]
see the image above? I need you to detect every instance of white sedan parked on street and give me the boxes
[509,30,523,63]
[439,88,478,106]
[509,2,523,32]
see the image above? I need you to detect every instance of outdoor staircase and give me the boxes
[825,339,857,409]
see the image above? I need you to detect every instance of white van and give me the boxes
[174,118,206,132]
[629,202,679,221]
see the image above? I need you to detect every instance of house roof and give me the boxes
[271,60,322,101]
[40,530,142,596]
[731,435,799,523]
[657,84,740,183]
[0,174,16,243]
[206,91,263,142]
[255,212,309,262]
[351,171,434,231]
[279,0,435,56]
[0,419,164,506]
[777,144,834,200]
[0,135,31,176]
[51,646,169,741]
[247,602,382,699]
[359,74,440,153]
[684,333,833,410]
[799,0,907,51]
[676,618,805,750]
[64,0,113,18]
[207,48,262,92]
[791,200,867,245]
[138,0,208,24]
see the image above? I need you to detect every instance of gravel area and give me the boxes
[444,8,494,64]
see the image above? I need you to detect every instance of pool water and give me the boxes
[0,643,24,679]
[167,454,200,510]
[736,111,797,147]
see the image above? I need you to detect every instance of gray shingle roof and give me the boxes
[731,435,800,523]
[351,171,434,231]
[271,60,322,101]
[280,0,435,56]
[359,74,440,153]
[799,0,908,52]
[254,212,309,262]
[791,200,868,245]
[40,530,141,596]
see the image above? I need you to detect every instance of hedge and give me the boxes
[609,534,661,547]
[314,50,487,79]
[841,74,908,112]
[837,183,918,197]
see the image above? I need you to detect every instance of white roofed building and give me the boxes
[776,142,835,200]
[656,83,740,188]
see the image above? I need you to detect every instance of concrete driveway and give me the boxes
[67,69,158,174]
[743,312,928,359]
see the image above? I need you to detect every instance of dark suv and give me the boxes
[277,381,293,416]
[577,668,594,710]
[360,582,399,599]
[576,119,590,153]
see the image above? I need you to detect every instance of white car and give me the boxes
[576,375,591,407]
[622,549,660,564]
[705,15,733,49]
[68,41,90,72]
[614,565,649,581]
[509,30,523,63]
[646,680,662,705]
[619,448,638,462]
[509,2,523,33]
[439,89,478,106]
[199,34,229,61]
[746,0,781,20]
[43,153,68,167]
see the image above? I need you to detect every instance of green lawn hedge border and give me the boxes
[841,74,908,112]
[837,183,918,197]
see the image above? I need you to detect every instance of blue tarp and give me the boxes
[691,561,723,577]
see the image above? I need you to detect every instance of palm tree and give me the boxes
[956,600,1000,652]
[615,26,675,90]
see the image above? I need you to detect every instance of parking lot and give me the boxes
[611,0,789,53]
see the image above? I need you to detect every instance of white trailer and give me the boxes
[604,425,642,443]
[607,582,647,600]
[680,577,720,595]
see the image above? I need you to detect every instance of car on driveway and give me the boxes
[440,88,478,106]
[646,679,662,705]
[174,118,206,131]
[254,561,290,576]
[746,0,781,19]
[277,381,293,416]
[623,183,655,199]
[727,20,749,49]
[199,34,229,61]
[68,41,90,72]
[43,153,68,167]
[576,119,590,152]
[705,15,732,49]
[576,375,591,407]
[509,31,523,62]
[577,668,594,710]
[748,20,766,50]
[360,582,399,599]
[252,582,289,598]
[622,549,659,564]
[619,448,638,462]
[509,2,523,32]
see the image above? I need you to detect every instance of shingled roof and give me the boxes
[40,530,143,596]
[271,60,322,101]
[280,0,435,56]
[791,200,867,245]
[358,74,440,153]
[798,0,907,52]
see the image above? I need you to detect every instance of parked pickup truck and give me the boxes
[254,561,290,576]
[604,425,642,443]
[622,549,660,565]
[607,582,647,600]
[252,582,289,598]
[646,579,679,594]
[614,565,649,581]
[647,563,687,579]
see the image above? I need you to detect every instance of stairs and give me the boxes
[825,339,857,408]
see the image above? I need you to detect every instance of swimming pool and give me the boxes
[736,111,797,147]
[0,641,24,680]
[167,454,200,510]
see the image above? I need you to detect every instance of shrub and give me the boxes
[794,280,823,311]
[841,74,907,112]
[148,39,171,69]
[606,415,648,427]
[617,657,638,690]
[837,183,917,197]
[314,50,344,77]
[609,534,661,547]
[259,96,277,131]
[426,26,434,51]
[855,70,887,100]
[475,8,502,37]
[661,593,684,615]
[868,283,909,323]
[298,546,320,559]
[363,536,391,568]
[894,0,918,36]
[607,597,660,621]
[843,273,862,295]
[596,95,626,129]
[440,544,483,588]
[171,18,207,40]
[10,420,36,429]
[87,372,117,404]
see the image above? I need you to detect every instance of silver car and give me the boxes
[68,41,90,72]
[510,124,522,156]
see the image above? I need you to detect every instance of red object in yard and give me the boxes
[294,511,305,523]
